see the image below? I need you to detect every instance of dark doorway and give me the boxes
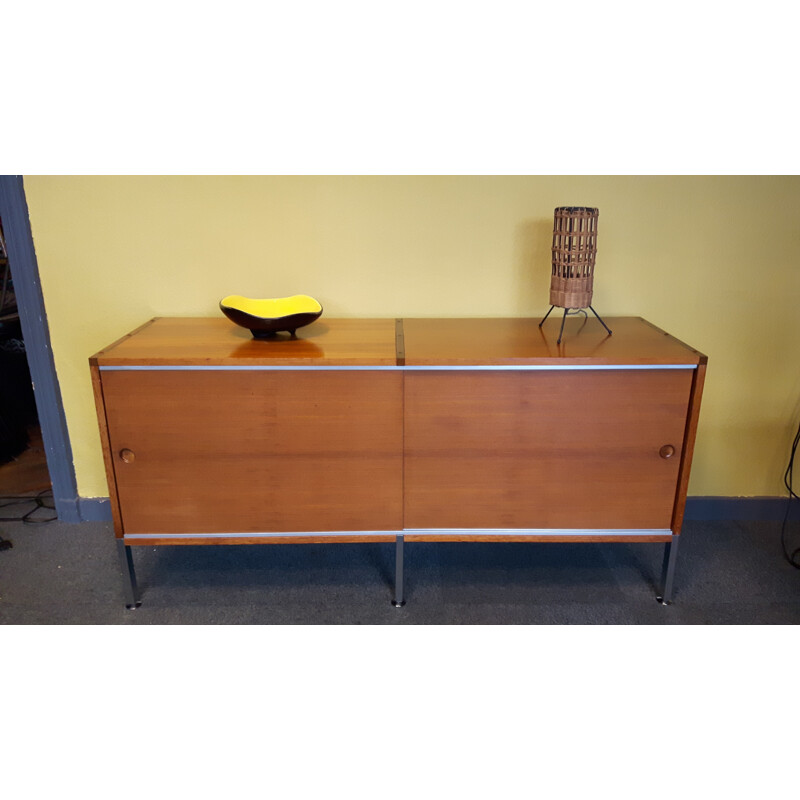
[0,216,54,527]
[0,176,79,523]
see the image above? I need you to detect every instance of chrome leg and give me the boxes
[392,534,406,607]
[656,535,679,605]
[116,539,141,609]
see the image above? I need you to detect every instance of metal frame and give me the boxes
[392,535,405,607]
[117,532,677,609]
[393,534,679,607]
[0,176,80,521]
[116,539,141,609]
[656,535,680,605]
[117,528,674,609]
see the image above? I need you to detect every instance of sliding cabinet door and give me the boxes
[404,369,692,530]
[101,369,403,534]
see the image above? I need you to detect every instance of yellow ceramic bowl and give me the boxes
[219,294,323,338]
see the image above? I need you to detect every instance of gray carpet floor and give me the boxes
[1,517,799,623]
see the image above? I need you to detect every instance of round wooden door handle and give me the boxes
[659,445,675,459]
[119,448,136,463]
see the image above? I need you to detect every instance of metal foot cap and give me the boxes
[391,600,406,608]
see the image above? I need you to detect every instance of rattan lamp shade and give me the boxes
[550,206,598,309]
[539,206,612,344]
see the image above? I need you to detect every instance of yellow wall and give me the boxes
[21,175,800,499]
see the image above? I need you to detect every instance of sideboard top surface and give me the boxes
[403,317,705,366]
[90,316,705,367]
[90,317,399,366]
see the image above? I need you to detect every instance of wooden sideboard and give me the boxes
[90,315,706,608]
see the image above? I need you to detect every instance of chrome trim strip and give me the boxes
[100,364,697,372]
[124,528,671,541]
[404,365,696,371]
[101,365,402,371]
[404,528,672,536]
[124,531,399,541]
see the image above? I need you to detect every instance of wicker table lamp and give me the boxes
[539,206,612,344]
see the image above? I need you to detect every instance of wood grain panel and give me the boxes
[89,364,125,537]
[402,317,704,366]
[404,369,693,530]
[101,369,403,534]
[91,317,398,366]
[671,359,707,535]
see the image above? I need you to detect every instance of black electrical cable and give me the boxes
[780,418,800,569]
[0,488,57,524]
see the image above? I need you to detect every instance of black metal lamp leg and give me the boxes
[557,308,569,344]
[589,306,612,336]
[392,534,406,607]
[116,539,141,609]
[656,535,679,605]
[539,305,556,327]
